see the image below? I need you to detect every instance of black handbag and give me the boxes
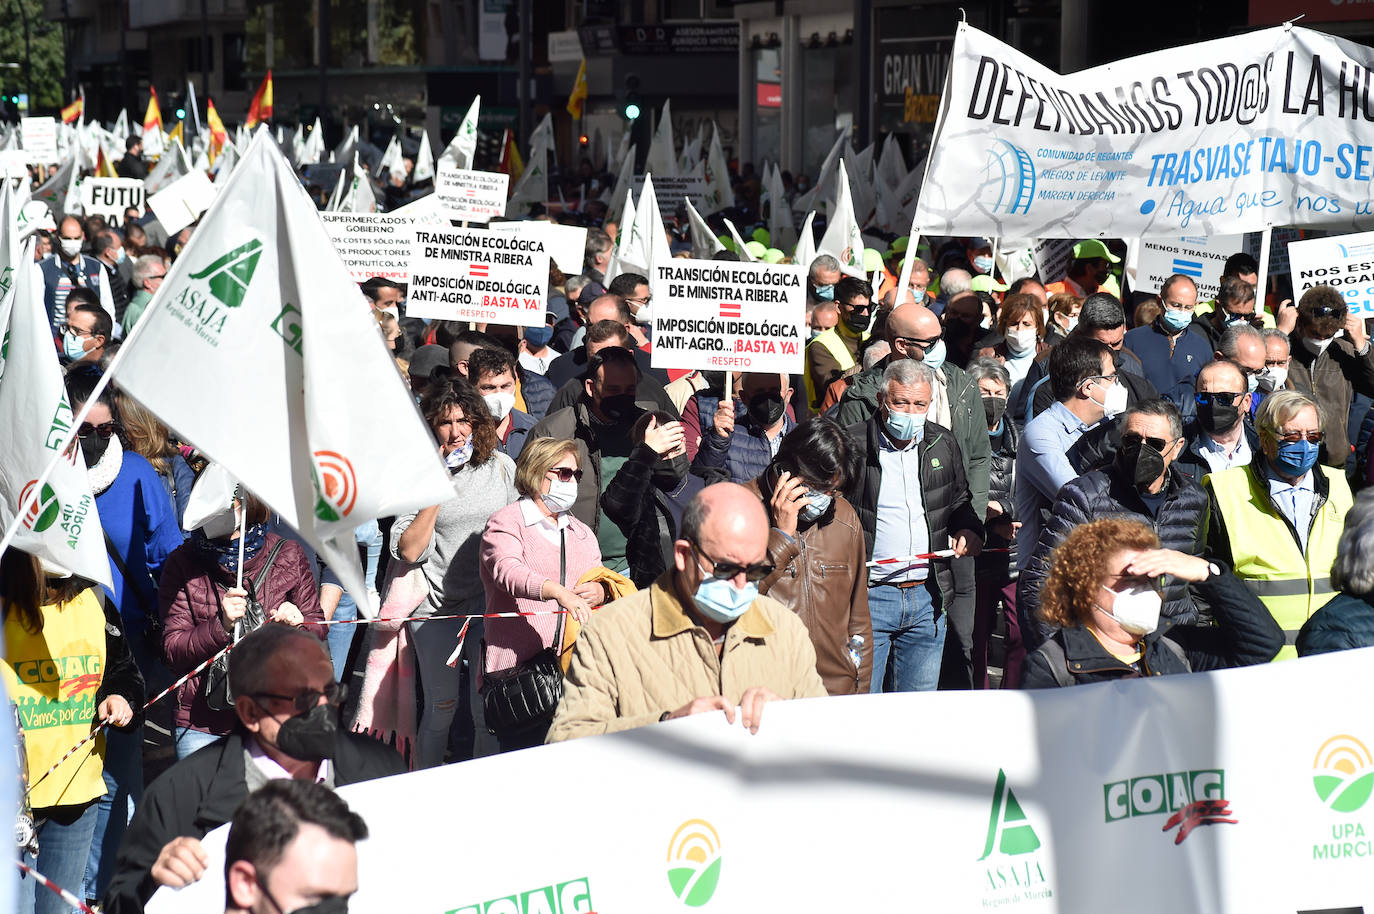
[481,528,568,735]
[203,538,287,711]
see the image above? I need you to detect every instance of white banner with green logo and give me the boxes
[151,645,1374,913]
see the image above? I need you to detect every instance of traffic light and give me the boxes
[175,107,186,119]
[623,73,642,121]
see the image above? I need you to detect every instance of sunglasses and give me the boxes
[78,421,117,439]
[252,681,347,715]
[1278,430,1324,444]
[1195,392,1242,406]
[1121,432,1172,452]
[894,335,941,351]
[1309,305,1345,318]
[691,541,775,583]
[547,466,584,482]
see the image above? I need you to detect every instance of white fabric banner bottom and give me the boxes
[150,646,1374,913]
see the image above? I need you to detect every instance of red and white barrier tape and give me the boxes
[866,546,1012,568]
[15,859,95,913]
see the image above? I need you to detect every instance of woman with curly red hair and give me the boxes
[1020,517,1282,687]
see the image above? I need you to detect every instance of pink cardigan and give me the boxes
[479,499,602,674]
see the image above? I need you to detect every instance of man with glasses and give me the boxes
[59,298,111,366]
[1287,283,1374,469]
[548,483,827,741]
[105,625,404,913]
[1123,274,1213,411]
[40,214,106,331]
[804,275,874,410]
[1020,399,1209,647]
[1205,390,1353,659]
[1174,359,1262,484]
[693,371,796,484]
[121,253,168,334]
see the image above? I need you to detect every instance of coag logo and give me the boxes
[448,876,593,914]
[19,480,61,532]
[666,819,722,907]
[311,451,358,522]
[189,239,263,309]
[1103,769,1235,844]
[977,140,1036,216]
[1313,735,1374,814]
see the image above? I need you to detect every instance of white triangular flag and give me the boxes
[412,129,434,183]
[608,175,670,284]
[333,125,358,167]
[684,198,724,259]
[299,118,325,167]
[110,131,453,607]
[817,160,865,276]
[213,143,240,186]
[603,188,635,284]
[766,163,795,252]
[877,134,907,192]
[325,168,347,212]
[144,138,191,194]
[605,145,635,220]
[723,218,755,262]
[505,115,553,218]
[793,130,847,217]
[794,211,817,269]
[439,96,480,170]
[644,100,677,179]
[112,109,130,142]
[33,157,76,220]
[347,155,377,213]
[375,134,404,179]
[702,122,733,214]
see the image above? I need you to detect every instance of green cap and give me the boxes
[888,236,910,256]
[1073,239,1120,264]
[718,235,736,252]
[762,248,785,263]
[745,240,767,258]
[862,247,884,272]
[752,227,771,245]
[971,274,1008,293]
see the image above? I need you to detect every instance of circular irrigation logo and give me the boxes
[666,819,722,907]
[19,480,60,532]
[311,451,358,522]
[1313,734,1374,814]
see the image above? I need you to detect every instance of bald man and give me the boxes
[547,293,671,390]
[547,483,827,741]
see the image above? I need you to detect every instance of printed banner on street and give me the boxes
[1128,233,1245,300]
[633,174,708,220]
[320,212,416,284]
[650,260,806,373]
[146,170,218,236]
[1289,230,1374,315]
[150,646,1374,913]
[405,226,550,327]
[436,166,510,223]
[916,24,1374,238]
[486,219,588,276]
[79,178,146,226]
[20,117,57,164]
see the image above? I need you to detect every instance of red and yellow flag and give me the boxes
[245,70,273,128]
[498,129,524,182]
[206,98,228,150]
[61,95,83,124]
[566,58,588,120]
[95,146,117,178]
[143,86,163,134]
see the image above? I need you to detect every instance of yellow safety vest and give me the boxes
[804,327,863,409]
[1205,464,1350,660]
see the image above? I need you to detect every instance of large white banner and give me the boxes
[151,646,1374,913]
[1289,230,1374,315]
[916,24,1374,238]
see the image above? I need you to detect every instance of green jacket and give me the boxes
[121,288,153,335]
[828,357,990,517]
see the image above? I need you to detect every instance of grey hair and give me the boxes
[862,340,891,371]
[132,253,166,286]
[1261,327,1291,353]
[1123,397,1184,442]
[565,274,590,298]
[940,268,972,297]
[1218,322,1265,360]
[809,253,842,280]
[882,358,936,393]
[966,356,1011,391]
[1256,389,1325,446]
[1331,490,1374,594]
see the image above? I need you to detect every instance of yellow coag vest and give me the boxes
[1206,464,1350,660]
[3,589,108,809]
[804,326,864,408]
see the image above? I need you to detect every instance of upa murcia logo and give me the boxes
[978,769,1053,905]
[666,819,722,907]
[19,480,61,532]
[1103,769,1237,845]
[1311,734,1374,863]
[167,236,265,347]
[311,451,358,522]
[447,876,593,914]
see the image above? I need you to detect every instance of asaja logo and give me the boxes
[168,235,265,347]
[189,239,263,309]
[311,451,358,522]
[1313,735,1374,814]
[977,769,1053,903]
[666,819,722,907]
[980,768,1041,859]
[19,480,61,532]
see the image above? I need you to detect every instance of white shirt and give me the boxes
[871,430,930,584]
[518,349,558,375]
[1196,432,1252,475]
[519,496,569,546]
[1266,466,1316,551]
[246,735,331,784]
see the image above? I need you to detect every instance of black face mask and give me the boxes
[842,310,870,333]
[597,393,637,422]
[258,876,351,914]
[1116,437,1167,489]
[273,703,338,762]
[1197,398,1241,435]
[700,370,727,394]
[81,435,109,468]
[983,396,1008,429]
[652,453,689,490]
[746,392,786,428]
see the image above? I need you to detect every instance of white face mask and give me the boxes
[59,237,84,259]
[1302,334,1336,357]
[1005,327,1037,356]
[1099,584,1162,636]
[1257,365,1288,392]
[1063,314,1080,333]
[482,391,516,421]
[1090,378,1128,419]
[542,478,578,513]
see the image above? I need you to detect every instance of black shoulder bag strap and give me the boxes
[555,527,568,654]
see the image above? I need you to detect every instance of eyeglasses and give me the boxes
[1277,429,1324,444]
[626,295,652,306]
[547,466,584,482]
[1195,391,1242,406]
[77,421,117,439]
[691,541,775,583]
[58,323,94,338]
[893,335,941,351]
[252,681,347,715]
[1163,301,1194,311]
[1087,372,1119,385]
[1121,432,1172,452]
[1309,304,1345,318]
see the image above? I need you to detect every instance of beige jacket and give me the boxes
[546,574,828,742]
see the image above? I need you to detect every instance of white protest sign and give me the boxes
[917,23,1374,238]
[79,178,146,226]
[1289,231,1374,316]
[633,174,708,219]
[0,151,28,180]
[486,219,587,276]
[650,259,806,374]
[146,169,218,235]
[1032,239,1075,284]
[20,117,57,164]
[1128,234,1245,300]
[320,212,415,284]
[435,165,510,223]
[406,225,549,326]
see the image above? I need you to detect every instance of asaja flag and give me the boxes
[245,71,273,128]
[566,59,588,119]
[818,160,866,277]
[644,100,677,179]
[110,131,453,607]
[438,96,479,171]
[412,129,434,183]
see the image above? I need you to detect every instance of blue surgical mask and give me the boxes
[62,330,88,360]
[1160,308,1192,333]
[920,338,946,372]
[814,283,835,301]
[883,406,927,442]
[1273,438,1319,477]
[799,490,833,523]
[973,255,994,274]
[692,575,758,624]
[525,325,554,347]
[1246,371,1259,393]
[115,247,127,264]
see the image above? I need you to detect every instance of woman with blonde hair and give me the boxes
[114,390,196,527]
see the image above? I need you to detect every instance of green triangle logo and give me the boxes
[188,239,263,309]
[979,769,1041,860]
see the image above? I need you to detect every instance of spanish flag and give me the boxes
[168,119,184,147]
[206,98,228,150]
[498,129,523,182]
[245,70,273,128]
[95,146,117,178]
[566,58,588,120]
[61,94,83,124]
[144,86,163,135]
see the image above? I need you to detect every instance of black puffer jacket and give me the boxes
[1017,462,1210,650]
[981,418,1018,578]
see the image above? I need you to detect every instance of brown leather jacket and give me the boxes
[746,476,873,695]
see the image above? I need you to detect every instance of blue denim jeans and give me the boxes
[327,520,383,678]
[868,582,945,692]
[21,800,99,914]
[82,725,142,901]
[173,726,224,761]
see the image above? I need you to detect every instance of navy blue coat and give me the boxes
[1123,321,1214,416]
[1297,593,1374,656]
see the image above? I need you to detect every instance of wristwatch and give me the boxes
[1206,561,1221,579]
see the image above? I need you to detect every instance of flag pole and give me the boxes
[234,493,246,592]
